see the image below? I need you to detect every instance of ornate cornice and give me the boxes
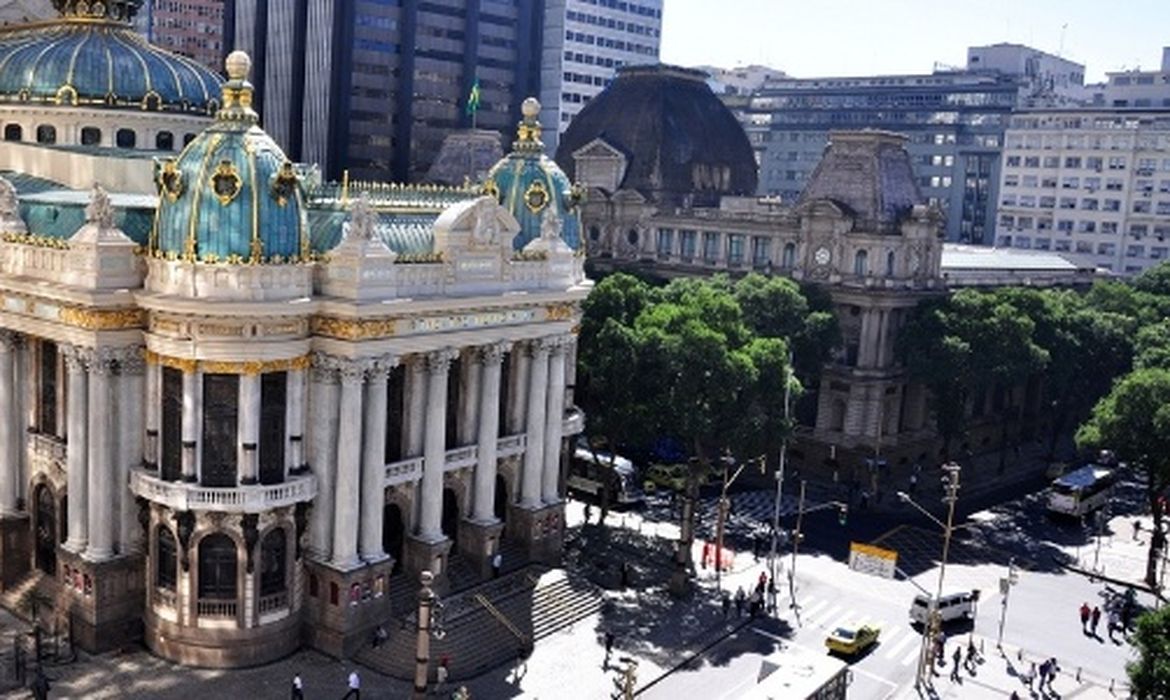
[311,316,397,341]
[546,303,575,322]
[58,307,144,331]
[145,350,310,375]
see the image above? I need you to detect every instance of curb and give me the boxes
[1059,561,1166,601]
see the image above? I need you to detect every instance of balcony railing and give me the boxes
[496,434,527,457]
[196,599,238,619]
[444,446,478,471]
[28,432,66,473]
[130,471,317,513]
[258,591,289,616]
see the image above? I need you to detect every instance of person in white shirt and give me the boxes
[342,670,361,699]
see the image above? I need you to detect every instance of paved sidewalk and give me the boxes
[1063,512,1166,593]
[898,634,1127,700]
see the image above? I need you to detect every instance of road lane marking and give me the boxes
[884,631,915,660]
[825,610,856,632]
[803,599,828,619]
[816,604,842,627]
[900,645,921,666]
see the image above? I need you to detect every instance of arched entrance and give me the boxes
[34,484,56,575]
[441,488,459,541]
[494,475,509,524]
[382,503,405,573]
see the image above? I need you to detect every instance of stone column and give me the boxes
[520,340,549,509]
[360,359,393,563]
[417,349,455,541]
[405,358,427,457]
[875,310,890,368]
[331,360,365,570]
[0,331,19,515]
[857,311,874,368]
[85,350,115,561]
[507,348,530,435]
[181,367,200,483]
[458,355,480,446]
[144,356,160,469]
[238,373,261,485]
[542,339,568,504]
[117,349,145,554]
[286,368,306,474]
[63,346,89,553]
[472,343,507,522]
[307,354,340,560]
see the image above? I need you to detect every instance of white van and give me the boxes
[909,591,979,625]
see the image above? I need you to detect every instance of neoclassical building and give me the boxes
[559,65,1095,483]
[0,2,588,669]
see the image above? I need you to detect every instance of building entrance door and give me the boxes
[382,503,404,573]
[34,484,56,575]
[441,488,459,541]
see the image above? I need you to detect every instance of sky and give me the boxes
[659,0,1170,83]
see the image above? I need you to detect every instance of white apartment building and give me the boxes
[540,0,662,153]
[1080,48,1170,108]
[995,110,1170,275]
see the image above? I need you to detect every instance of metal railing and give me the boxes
[195,599,237,619]
[258,591,288,616]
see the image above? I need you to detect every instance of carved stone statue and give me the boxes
[348,193,376,242]
[0,176,18,219]
[470,202,501,248]
[540,207,562,241]
[85,183,115,230]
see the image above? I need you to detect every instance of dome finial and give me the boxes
[218,50,258,124]
[512,97,544,154]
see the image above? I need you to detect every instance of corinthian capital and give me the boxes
[309,351,342,383]
[0,329,21,351]
[477,341,511,366]
[425,348,460,373]
[62,344,93,372]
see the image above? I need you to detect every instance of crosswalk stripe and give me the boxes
[884,631,916,660]
[814,604,842,626]
[826,611,855,631]
[803,599,829,619]
[901,645,922,666]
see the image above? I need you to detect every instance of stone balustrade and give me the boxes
[129,469,317,513]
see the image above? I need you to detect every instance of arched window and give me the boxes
[197,534,237,600]
[116,128,136,149]
[4,124,22,141]
[782,242,796,269]
[853,249,868,276]
[259,529,287,596]
[80,127,101,146]
[156,526,177,591]
[35,125,56,144]
[155,131,174,151]
[885,250,896,277]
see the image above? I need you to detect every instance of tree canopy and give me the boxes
[1128,604,1170,700]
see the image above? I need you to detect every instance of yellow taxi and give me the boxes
[825,624,880,657]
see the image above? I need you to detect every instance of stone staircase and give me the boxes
[0,570,54,622]
[356,567,603,682]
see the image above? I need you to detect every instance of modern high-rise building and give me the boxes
[226,0,544,183]
[994,57,1170,276]
[137,0,227,72]
[539,0,662,153]
[737,44,1085,245]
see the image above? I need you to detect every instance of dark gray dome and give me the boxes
[555,64,758,207]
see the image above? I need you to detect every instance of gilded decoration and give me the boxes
[210,159,242,206]
[144,350,311,374]
[159,160,184,202]
[271,162,299,207]
[59,307,144,330]
[523,179,550,214]
[311,316,397,341]
[545,303,574,322]
[482,179,501,201]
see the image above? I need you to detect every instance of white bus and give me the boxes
[1047,465,1116,518]
[736,645,850,700]
[567,444,643,505]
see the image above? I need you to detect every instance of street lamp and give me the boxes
[899,461,961,690]
[412,570,446,700]
[767,357,794,591]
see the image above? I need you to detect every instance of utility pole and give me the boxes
[910,462,961,690]
[997,558,1019,649]
[715,458,750,591]
[768,356,793,587]
[788,479,807,611]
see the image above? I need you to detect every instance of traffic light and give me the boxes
[837,504,848,526]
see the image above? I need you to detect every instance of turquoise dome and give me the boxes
[151,51,308,264]
[484,98,583,251]
[0,1,221,114]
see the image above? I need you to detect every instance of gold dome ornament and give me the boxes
[514,97,544,152]
[218,50,257,121]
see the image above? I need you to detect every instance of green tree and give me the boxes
[1077,368,1170,586]
[1127,604,1170,699]
[1135,319,1170,370]
[1132,260,1170,298]
[897,296,972,459]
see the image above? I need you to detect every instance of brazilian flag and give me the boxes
[466,78,481,117]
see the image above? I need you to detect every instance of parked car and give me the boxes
[825,624,880,657]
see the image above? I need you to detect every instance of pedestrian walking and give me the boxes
[584,502,592,524]
[1045,657,1059,690]
[341,670,361,700]
[434,657,449,696]
[721,591,731,619]
[734,586,746,618]
[965,638,978,671]
[909,473,919,494]
[290,674,304,700]
[491,551,502,579]
[757,570,767,591]
[30,668,50,700]
[1022,662,1036,690]
[1108,609,1120,642]
[701,541,711,570]
[372,624,388,648]
[1133,519,1142,541]
[620,561,630,589]
[1037,659,1050,689]
[1090,605,1102,636]
[1080,601,1091,632]
[766,576,777,614]
[950,647,962,681]
[603,631,615,667]
[859,490,870,510]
